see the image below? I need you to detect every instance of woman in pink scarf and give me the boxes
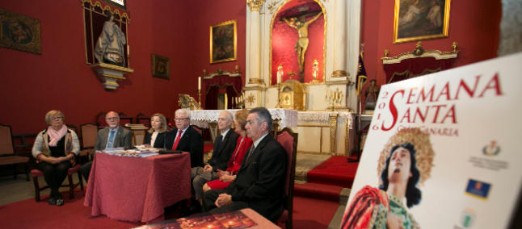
[32,110,79,206]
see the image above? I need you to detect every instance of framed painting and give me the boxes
[393,0,451,43]
[151,54,170,79]
[0,9,41,54]
[210,20,237,63]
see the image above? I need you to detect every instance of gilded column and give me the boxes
[246,0,265,85]
[331,0,347,78]
[329,113,338,155]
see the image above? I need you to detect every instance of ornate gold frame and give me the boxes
[210,20,237,64]
[393,0,451,43]
[151,54,170,79]
[0,9,41,54]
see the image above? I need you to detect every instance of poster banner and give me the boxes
[341,53,522,229]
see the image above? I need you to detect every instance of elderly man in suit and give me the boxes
[203,107,287,222]
[80,111,133,180]
[165,109,204,168]
[192,110,238,207]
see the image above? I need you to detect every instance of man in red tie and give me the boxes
[166,109,204,168]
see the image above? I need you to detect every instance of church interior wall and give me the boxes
[361,0,501,93]
[0,0,502,136]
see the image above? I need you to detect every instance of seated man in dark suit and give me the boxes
[203,107,287,222]
[80,111,133,180]
[165,109,204,168]
[192,110,239,205]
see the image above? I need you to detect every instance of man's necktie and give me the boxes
[246,145,255,162]
[106,129,116,149]
[172,130,183,150]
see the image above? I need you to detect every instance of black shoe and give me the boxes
[189,202,202,214]
[48,197,56,205]
[55,199,64,206]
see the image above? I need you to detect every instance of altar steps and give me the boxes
[294,156,359,204]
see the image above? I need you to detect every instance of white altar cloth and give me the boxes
[190,109,298,129]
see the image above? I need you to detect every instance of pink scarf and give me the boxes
[47,125,68,146]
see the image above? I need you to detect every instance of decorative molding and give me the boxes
[91,63,133,90]
[201,68,241,79]
[331,70,348,77]
[382,41,459,64]
[248,78,265,85]
[246,0,265,12]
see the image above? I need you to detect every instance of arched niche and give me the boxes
[271,0,325,84]
[244,0,361,111]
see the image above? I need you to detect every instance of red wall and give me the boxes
[185,0,247,109]
[361,0,501,89]
[0,0,246,134]
[0,0,499,135]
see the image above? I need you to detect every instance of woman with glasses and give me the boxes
[32,110,80,206]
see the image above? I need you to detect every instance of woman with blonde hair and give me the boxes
[144,113,169,148]
[32,110,80,206]
[202,109,253,192]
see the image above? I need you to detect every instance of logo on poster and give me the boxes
[482,140,500,156]
[457,208,476,229]
[465,179,491,199]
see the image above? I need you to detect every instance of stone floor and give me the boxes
[295,152,331,182]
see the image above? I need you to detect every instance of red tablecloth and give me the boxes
[84,153,191,222]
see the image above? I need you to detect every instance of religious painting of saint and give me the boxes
[341,128,435,229]
[394,0,451,43]
[151,54,170,79]
[0,9,41,54]
[210,20,237,64]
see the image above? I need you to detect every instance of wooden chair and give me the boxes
[78,123,98,163]
[275,127,298,229]
[136,113,151,127]
[191,125,203,136]
[119,112,133,125]
[0,124,30,181]
[31,164,84,201]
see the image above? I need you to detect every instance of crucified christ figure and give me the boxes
[283,12,323,79]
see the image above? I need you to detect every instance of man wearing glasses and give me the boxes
[165,109,204,168]
[80,111,133,180]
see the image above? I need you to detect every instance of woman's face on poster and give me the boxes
[388,146,412,184]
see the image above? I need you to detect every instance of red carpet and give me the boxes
[293,196,339,229]
[306,156,359,188]
[0,192,140,229]
[294,182,343,202]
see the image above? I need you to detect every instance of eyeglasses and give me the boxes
[52,116,64,121]
[106,117,119,120]
[175,118,189,121]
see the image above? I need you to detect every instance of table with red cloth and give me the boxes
[84,152,191,223]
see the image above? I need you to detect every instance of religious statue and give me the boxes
[364,79,380,112]
[178,94,201,110]
[276,64,284,84]
[283,12,323,79]
[94,13,127,66]
[312,59,319,81]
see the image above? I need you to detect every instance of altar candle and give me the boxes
[198,77,201,90]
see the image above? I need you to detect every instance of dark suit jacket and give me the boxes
[94,126,133,150]
[143,132,167,149]
[165,126,204,167]
[226,134,287,222]
[208,130,239,171]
